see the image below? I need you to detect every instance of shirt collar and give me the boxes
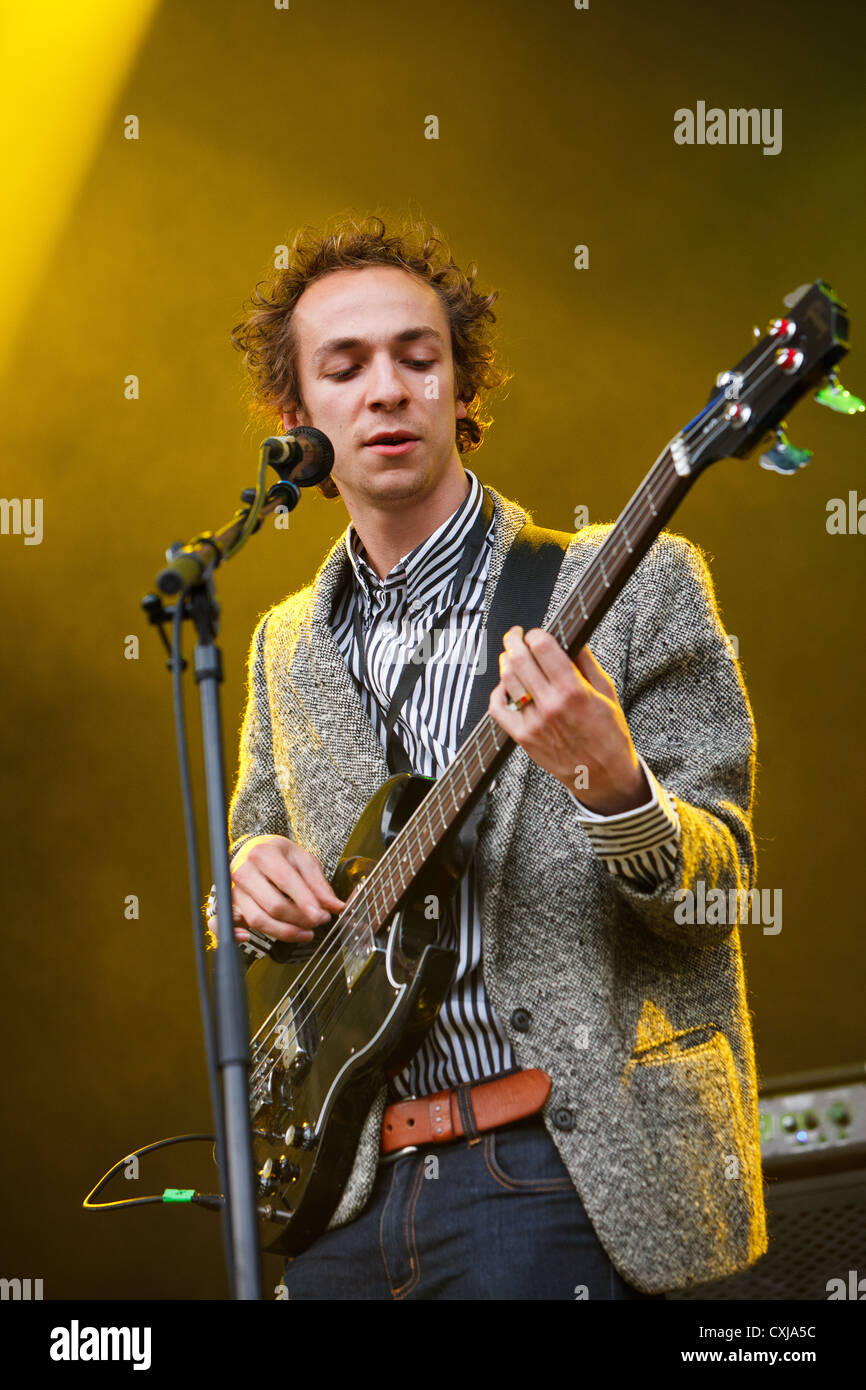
[343,468,484,613]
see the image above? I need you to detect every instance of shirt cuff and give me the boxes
[570,755,681,886]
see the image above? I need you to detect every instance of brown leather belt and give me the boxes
[380,1068,552,1154]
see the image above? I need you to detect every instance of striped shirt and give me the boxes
[329,468,682,1100]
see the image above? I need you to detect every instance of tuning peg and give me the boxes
[814,372,865,415]
[759,427,813,475]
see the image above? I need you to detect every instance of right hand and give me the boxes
[207,835,346,945]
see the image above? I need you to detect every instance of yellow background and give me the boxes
[1,0,863,1298]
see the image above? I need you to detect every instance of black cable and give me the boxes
[83,1133,218,1211]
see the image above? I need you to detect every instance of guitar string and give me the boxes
[248,342,786,1076]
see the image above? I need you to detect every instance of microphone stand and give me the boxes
[141,434,330,1300]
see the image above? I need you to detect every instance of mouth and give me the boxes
[364,430,420,455]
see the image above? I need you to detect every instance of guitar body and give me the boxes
[245,771,482,1256]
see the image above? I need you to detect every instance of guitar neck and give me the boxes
[349,443,696,928]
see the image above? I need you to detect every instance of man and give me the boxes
[212,215,767,1299]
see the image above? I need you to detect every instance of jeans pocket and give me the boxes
[483,1122,575,1193]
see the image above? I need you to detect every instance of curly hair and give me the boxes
[231,213,511,497]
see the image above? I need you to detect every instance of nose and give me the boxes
[365,352,410,410]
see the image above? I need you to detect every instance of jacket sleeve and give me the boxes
[203,611,294,931]
[608,531,757,944]
[227,610,293,860]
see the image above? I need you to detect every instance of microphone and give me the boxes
[262,426,334,487]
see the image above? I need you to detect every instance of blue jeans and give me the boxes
[280,1115,661,1300]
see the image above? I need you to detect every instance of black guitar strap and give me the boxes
[438,505,572,877]
[351,486,572,774]
[455,506,572,750]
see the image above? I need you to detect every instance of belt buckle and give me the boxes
[380,1092,419,1165]
[379,1143,419,1165]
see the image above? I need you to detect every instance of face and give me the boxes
[280,265,468,508]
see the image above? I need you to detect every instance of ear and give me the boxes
[455,397,468,422]
[280,407,303,431]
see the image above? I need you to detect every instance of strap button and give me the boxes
[552,1107,576,1132]
[510,1007,533,1032]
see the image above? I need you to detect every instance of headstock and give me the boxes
[673,280,861,478]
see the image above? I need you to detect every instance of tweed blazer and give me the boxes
[226,483,768,1294]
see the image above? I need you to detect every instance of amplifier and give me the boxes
[667,1062,866,1301]
[758,1062,866,1176]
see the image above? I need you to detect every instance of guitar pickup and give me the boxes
[342,927,376,989]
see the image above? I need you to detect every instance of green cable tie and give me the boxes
[162,1188,196,1203]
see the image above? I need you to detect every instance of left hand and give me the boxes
[488,626,650,815]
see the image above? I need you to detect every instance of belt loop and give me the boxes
[454,1082,480,1142]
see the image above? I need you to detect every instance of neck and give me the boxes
[344,459,471,580]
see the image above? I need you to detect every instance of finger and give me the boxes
[574,644,617,697]
[239,861,337,929]
[488,679,527,732]
[252,845,346,916]
[499,664,532,707]
[500,626,554,702]
[522,628,581,684]
[232,882,315,944]
[235,839,346,917]
[207,912,250,945]
[499,629,536,704]
[289,849,347,914]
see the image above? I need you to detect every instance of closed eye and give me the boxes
[327,360,436,380]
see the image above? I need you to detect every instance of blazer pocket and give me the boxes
[623,1026,757,1265]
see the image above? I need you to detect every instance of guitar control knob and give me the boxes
[257,1157,278,1196]
[277,1120,316,1148]
[828,1102,851,1126]
[294,1123,317,1150]
[289,1049,311,1080]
